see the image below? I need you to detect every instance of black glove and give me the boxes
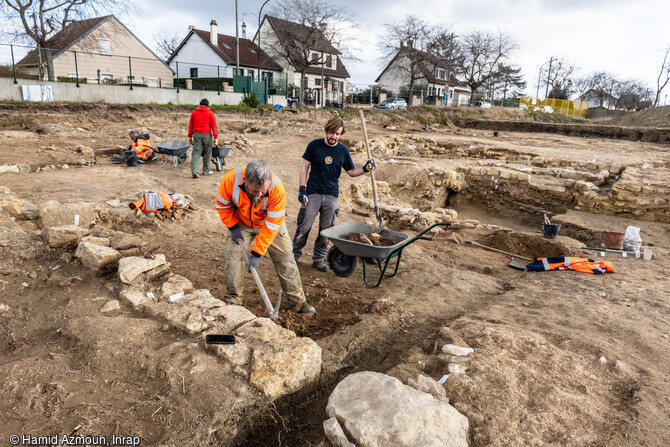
[363,159,376,173]
[229,226,244,244]
[247,252,261,272]
[298,186,309,206]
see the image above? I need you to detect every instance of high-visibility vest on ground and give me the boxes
[215,166,286,257]
[526,257,614,274]
[129,192,174,212]
[132,137,154,161]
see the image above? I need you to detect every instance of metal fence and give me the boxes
[0,42,290,95]
[520,95,589,117]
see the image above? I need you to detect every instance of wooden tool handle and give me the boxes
[236,240,274,314]
[359,110,379,212]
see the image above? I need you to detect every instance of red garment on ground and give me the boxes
[188,105,218,139]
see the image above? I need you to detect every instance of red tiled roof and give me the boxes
[191,29,283,71]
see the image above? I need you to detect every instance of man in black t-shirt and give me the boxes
[292,117,375,271]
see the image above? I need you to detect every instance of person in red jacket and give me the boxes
[188,98,218,178]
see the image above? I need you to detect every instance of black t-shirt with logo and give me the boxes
[303,138,355,197]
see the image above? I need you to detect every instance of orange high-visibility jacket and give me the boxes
[132,137,154,161]
[526,257,614,274]
[129,192,174,212]
[215,166,286,257]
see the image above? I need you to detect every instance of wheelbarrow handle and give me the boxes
[417,236,433,241]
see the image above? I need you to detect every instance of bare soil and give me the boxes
[1,103,669,447]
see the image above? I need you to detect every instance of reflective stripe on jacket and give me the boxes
[215,166,286,256]
[132,137,154,161]
[526,257,614,274]
[129,192,174,212]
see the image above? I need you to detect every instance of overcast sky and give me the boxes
[127,0,669,99]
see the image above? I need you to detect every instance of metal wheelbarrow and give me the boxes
[156,140,190,168]
[320,222,452,288]
[211,146,231,172]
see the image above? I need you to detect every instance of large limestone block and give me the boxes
[75,241,122,272]
[207,305,257,332]
[42,225,90,248]
[39,201,100,228]
[143,300,208,334]
[160,273,194,299]
[180,289,225,308]
[118,254,169,284]
[119,287,152,309]
[326,371,469,447]
[249,335,322,400]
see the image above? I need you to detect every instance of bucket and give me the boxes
[603,231,625,250]
[493,131,500,137]
[543,223,561,239]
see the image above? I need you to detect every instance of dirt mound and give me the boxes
[480,230,585,259]
[603,105,670,128]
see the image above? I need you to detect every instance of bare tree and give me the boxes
[575,71,615,104]
[376,16,436,105]
[614,79,653,110]
[153,31,182,61]
[541,57,577,98]
[457,29,518,97]
[1,0,130,80]
[265,0,356,106]
[653,45,670,107]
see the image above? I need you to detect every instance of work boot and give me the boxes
[192,173,200,179]
[202,171,213,176]
[312,260,330,272]
[297,302,316,314]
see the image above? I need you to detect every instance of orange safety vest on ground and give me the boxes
[132,137,154,161]
[526,257,614,274]
[214,166,286,257]
[129,192,174,212]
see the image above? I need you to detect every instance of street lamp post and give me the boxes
[257,0,272,82]
[536,57,553,100]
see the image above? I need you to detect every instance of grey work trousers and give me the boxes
[224,221,306,307]
[292,193,339,262]
[191,132,213,175]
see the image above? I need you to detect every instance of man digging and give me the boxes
[215,159,316,314]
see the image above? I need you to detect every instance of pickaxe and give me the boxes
[236,240,281,319]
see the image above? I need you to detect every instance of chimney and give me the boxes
[242,22,246,39]
[210,20,218,46]
[188,25,195,31]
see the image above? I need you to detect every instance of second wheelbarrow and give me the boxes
[156,140,190,168]
[320,222,452,288]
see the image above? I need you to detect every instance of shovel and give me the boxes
[236,240,281,319]
[452,233,533,261]
[359,110,386,233]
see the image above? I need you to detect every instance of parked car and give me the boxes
[378,97,407,110]
[472,101,492,108]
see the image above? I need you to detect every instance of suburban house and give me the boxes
[578,89,618,110]
[255,15,350,106]
[17,15,173,87]
[167,20,283,84]
[376,46,471,107]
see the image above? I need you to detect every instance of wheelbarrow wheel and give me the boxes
[327,246,358,277]
[178,154,188,164]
